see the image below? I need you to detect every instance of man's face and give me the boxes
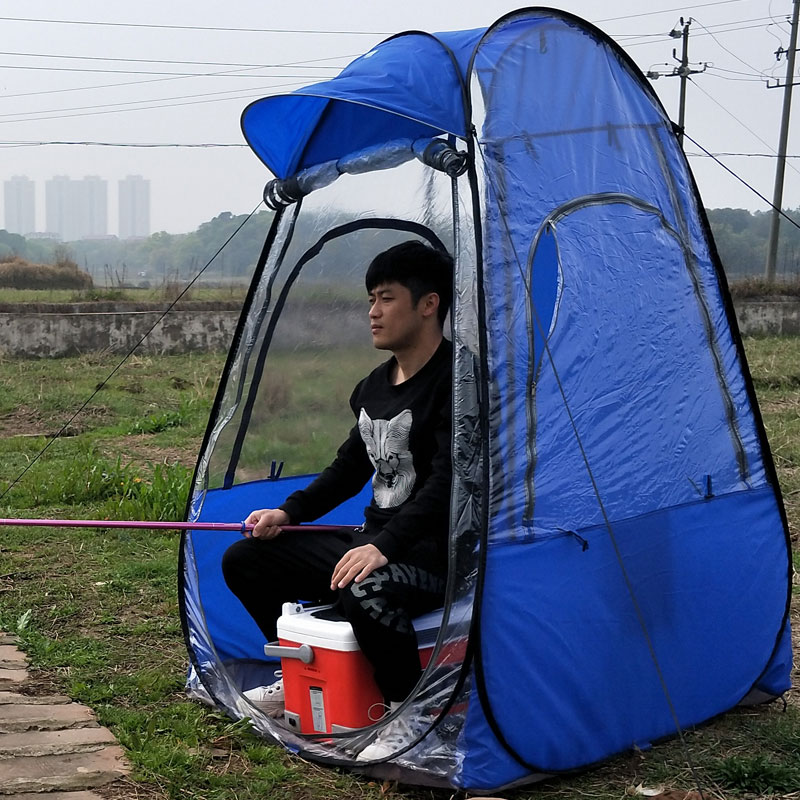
[368,281,428,352]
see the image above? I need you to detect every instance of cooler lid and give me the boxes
[276,604,361,651]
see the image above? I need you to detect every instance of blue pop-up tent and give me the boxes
[179,8,793,792]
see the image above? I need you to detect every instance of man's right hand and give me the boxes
[244,508,291,539]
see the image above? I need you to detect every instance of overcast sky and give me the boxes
[0,0,796,234]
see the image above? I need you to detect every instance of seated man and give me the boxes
[222,240,453,760]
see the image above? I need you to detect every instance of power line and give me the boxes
[6,20,760,91]
[0,5,752,44]
[595,0,748,24]
[0,56,356,123]
[614,32,666,40]
[1,52,357,101]
[685,132,800,232]
[624,20,782,49]
[0,63,339,78]
[0,140,247,148]
[2,139,797,157]
[688,75,800,179]
[0,86,293,121]
[707,64,767,76]
[0,12,774,98]
[769,0,791,34]
[0,49,344,70]
[0,7,783,135]
[0,4,753,34]
[704,70,768,81]
[692,16,773,77]
[687,150,800,157]
[0,15,391,36]
[614,15,778,38]
[0,43,360,123]
[765,8,792,82]
[617,15,780,48]
[0,75,323,123]
[0,80,308,125]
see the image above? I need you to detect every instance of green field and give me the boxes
[0,339,797,800]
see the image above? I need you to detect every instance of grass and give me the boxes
[746,337,800,536]
[0,339,798,799]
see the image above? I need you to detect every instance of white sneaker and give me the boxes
[356,712,419,761]
[243,674,284,717]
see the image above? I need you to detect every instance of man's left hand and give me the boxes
[330,543,388,590]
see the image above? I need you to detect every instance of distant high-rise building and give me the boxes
[4,175,35,235]
[45,175,108,241]
[118,175,150,239]
[83,176,108,237]
[46,176,75,241]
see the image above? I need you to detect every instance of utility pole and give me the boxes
[646,18,707,147]
[676,18,693,147]
[764,0,800,282]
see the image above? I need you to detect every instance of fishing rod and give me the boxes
[0,518,348,534]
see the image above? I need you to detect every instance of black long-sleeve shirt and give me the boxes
[280,338,452,565]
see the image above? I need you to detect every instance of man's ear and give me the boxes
[420,291,440,319]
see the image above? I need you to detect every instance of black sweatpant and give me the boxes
[221,528,446,702]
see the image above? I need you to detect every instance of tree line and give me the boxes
[706,208,800,280]
[1,207,799,286]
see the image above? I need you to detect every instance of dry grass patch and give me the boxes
[0,255,93,290]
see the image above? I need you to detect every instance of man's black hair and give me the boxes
[365,240,454,326]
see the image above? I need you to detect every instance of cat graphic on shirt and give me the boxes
[358,408,416,508]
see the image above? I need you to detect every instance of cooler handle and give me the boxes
[263,642,314,664]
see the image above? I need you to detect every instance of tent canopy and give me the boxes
[241,27,482,178]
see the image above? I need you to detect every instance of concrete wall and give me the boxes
[0,300,368,358]
[0,308,240,358]
[732,298,800,336]
[0,298,797,359]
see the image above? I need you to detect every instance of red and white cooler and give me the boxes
[265,602,441,734]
